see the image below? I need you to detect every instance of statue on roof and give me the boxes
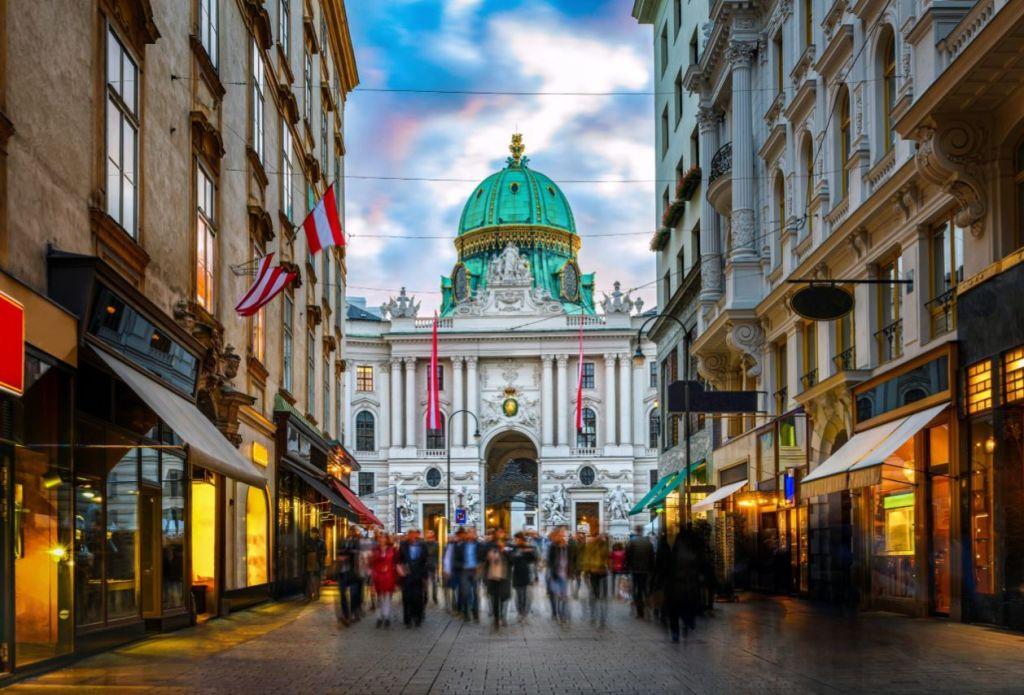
[506,132,529,167]
[381,287,420,319]
[488,243,532,286]
[600,281,636,316]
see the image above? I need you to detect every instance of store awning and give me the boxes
[629,471,682,515]
[692,479,748,513]
[282,459,353,516]
[801,403,948,498]
[330,479,384,527]
[94,348,267,488]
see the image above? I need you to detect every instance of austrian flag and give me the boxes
[303,184,345,254]
[426,313,442,431]
[235,253,297,317]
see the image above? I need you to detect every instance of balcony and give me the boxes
[800,369,818,390]
[833,346,856,372]
[774,386,788,414]
[571,447,599,457]
[927,288,957,337]
[417,448,448,459]
[707,142,732,216]
[875,318,904,364]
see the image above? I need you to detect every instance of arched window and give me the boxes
[426,412,447,450]
[577,408,597,448]
[648,408,661,449]
[880,27,897,154]
[837,85,851,198]
[355,411,375,452]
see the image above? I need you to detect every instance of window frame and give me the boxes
[278,0,290,61]
[281,120,294,221]
[881,28,897,154]
[576,407,597,449]
[581,362,595,390]
[838,86,851,199]
[282,293,294,393]
[426,412,447,450]
[104,26,140,238]
[355,411,375,452]
[306,329,316,416]
[648,408,661,449]
[322,356,330,430]
[252,40,265,161]
[199,0,219,68]
[356,364,374,392]
[195,162,216,311]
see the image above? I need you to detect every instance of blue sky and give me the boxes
[344,0,655,313]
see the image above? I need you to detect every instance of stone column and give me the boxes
[378,364,391,449]
[390,358,403,447]
[452,356,465,448]
[728,40,759,263]
[618,354,632,447]
[604,354,617,446]
[556,355,569,447]
[697,106,723,302]
[404,357,417,449]
[541,354,554,446]
[633,355,646,447]
[465,356,478,437]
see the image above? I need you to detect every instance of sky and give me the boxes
[343,0,656,314]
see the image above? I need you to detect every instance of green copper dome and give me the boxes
[457,136,576,236]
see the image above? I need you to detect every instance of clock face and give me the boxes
[560,261,580,301]
[452,264,470,302]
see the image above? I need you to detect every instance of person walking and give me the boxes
[371,533,398,628]
[304,528,327,601]
[334,535,357,625]
[484,528,512,632]
[510,532,537,622]
[665,527,701,642]
[424,529,440,606]
[568,531,584,600]
[626,525,655,619]
[398,528,428,627]
[610,541,627,600]
[452,527,480,622]
[582,533,610,628]
[546,528,571,625]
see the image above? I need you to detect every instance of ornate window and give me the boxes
[426,467,442,488]
[579,465,596,486]
[577,408,597,448]
[355,411,375,452]
[199,0,218,68]
[648,408,661,449]
[105,27,139,237]
[880,27,897,154]
[356,365,373,391]
[252,40,265,161]
[426,413,447,450]
[195,164,216,311]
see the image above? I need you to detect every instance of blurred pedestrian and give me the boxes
[334,534,357,625]
[546,527,571,625]
[610,541,627,600]
[424,529,440,605]
[371,533,398,628]
[304,527,327,601]
[626,525,655,618]
[665,527,701,642]
[511,532,537,622]
[453,527,480,622]
[569,531,584,599]
[398,528,428,627]
[484,528,512,632]
[582,533,610,628]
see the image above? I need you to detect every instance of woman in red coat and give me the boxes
[371,534,398,628]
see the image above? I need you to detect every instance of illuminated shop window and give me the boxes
[966,360,993,414]
[1003,347,1024,403]
[246,487,268,586]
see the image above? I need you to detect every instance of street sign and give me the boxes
[0,291,25,396]
[454,507,467,525]
[790,284,854,321]
[666,380,758,414]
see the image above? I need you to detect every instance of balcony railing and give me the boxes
[417,448,447,459]
[571,447,599,457]
[800,369,818,390]
[875,318,904,363]
[926,288,957,336]
[833,346,856,372]
[708,142,732,185]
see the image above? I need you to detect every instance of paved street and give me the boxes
[10,588,1024,694]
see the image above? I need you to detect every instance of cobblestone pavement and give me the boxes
[10,586,1024,694]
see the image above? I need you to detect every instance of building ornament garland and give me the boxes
[912,122,987,238]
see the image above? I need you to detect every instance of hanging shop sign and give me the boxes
[0,290,25,396]
[789,284,854,321]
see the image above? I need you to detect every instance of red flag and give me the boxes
[575,320,584,433]
[235,253,297,317]
[302,184,345,255]
[427,312,442,431]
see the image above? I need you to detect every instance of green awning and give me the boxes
[629,471,682,516]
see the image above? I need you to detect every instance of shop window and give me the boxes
[356,364,373,391]
[970,419,996,595]
[576,408,597,448]
[191,479,217,601]
[106,451,139,620]
[75,478,105,626]
[246,486,269,586]
[870,437,917,600]
[105,27,139,237]
[161,453,186,610]
[966,359,993,414]
[928,424,952,615]
[1002,347,1024,403]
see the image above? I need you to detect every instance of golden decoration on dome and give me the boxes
[509,132,525,165]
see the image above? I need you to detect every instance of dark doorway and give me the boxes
[575,502,600,535]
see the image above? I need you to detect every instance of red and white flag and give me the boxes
[235,253,297,317]
[426,313,442,431]
[302,184,345,255]
[575,321,584,433]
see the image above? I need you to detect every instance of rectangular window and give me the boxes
[281,121,293,221]
[278,0,290,60]
[199,0,218,67]
[877,255,903,363]
[105,28,139,237]
[690,126,699,168]
[358,471,375,497]
[1004,347,1024,403]
[282,294,294,392]
[649,468,659,489]
[435,365,445,391]
[966,360,993,414]
[775,341,788,413]
[649,409,660,449]
[662,187,671,219]
[303,49,313,124]
[929,218,964,335]
[323,357,330,430]
[251,302,265,363]
[661,350,679,449]
[576,408,597,448]
[673,0,682,34]
[855,354,949,424]
[801,322,817,389]
[320,108,328,161]
[804,0,814,47]
[356,364,373,391]
[581,362,595,389]
[649,360,657,388]
[833,303,854,371]
[662,271,671,306]
[677,246,686,282]
[660,24,668,74]
[661,106,669,156]
[774,32,783,95]
[252,40,265,161]
[335,375,342,439]
[195,164,216,311]
[306,330,316,416]
[674,71,683,125]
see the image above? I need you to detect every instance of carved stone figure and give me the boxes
[600,281,636,315]
[452,244,563,317]
[459,486,480,527]
[605,485,631,521]
[541,484,569,526]
[396,487,416,526]
[381,287,420,319]
[489,242,532,285]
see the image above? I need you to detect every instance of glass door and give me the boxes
[139,487,161,618]
[928,425,952,615]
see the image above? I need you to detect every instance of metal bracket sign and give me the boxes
[0,291,25,396]
[666,380,758,414]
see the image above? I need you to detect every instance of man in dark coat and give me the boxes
[626,525,656,618]
[451,527,481,621]
[663,527,701,642]
[398,528,428,627]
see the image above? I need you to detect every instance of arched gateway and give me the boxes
[343,135,660,539]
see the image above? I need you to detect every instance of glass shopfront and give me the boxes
[245,486,269,586]
[868,437,917,601]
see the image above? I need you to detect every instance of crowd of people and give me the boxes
[304,521,717,642]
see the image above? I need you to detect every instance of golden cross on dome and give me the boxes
[509,133,525,164]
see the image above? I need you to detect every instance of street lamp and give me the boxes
[446,408,481,535]
[633,312,694,530]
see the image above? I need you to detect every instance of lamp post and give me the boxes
[446,409,481,535]
[633,313,694,529]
